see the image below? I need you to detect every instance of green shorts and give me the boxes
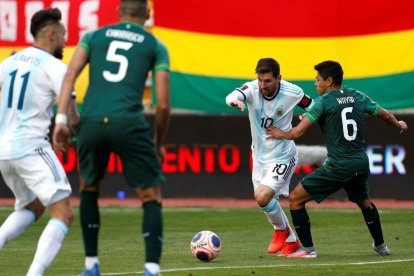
[301,162,369,204]
[76,117,165,188]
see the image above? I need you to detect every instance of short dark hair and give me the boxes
[255,58,280,78]
[30,8,62,38]
[314,60,343,85]
[120,0,147,18]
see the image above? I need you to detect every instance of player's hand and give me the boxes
[265,126,284,139]
[156,146,166,163]
[53,124,73,153]
[229,100,246,111]
[398,120,408,133]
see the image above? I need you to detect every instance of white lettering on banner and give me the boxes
[367,145,406,175]
[0,1,17,41]
[79,0,100,39]
[25,1,43,43]
[52,1,70,40]
[0,0,100,44]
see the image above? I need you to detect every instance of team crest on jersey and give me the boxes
[241,84,249,90]
[276,105,284,117]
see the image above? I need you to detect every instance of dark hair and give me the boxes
[314,60,343,85]
[255,58,280,78]
[30,8,62,38]
[120,0,147,18]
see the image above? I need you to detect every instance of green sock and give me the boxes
[142,200,163,263]
[80,190,100,256]
[362,203,384,246]
[290,208,314,248]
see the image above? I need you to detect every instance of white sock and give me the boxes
[0,209,35,249]
[281,210,297,242]
[26,219,68,276]
[261,199,286,230]
[145,262,160,274]
[85,257,99,269]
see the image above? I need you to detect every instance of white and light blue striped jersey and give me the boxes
[0,47,67,159]
[227,79,313,165]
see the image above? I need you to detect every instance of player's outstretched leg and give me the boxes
[26,198,73,276]
[361,203,391,256]
[287,207,317,258]
[261,198,295,254]
[0,209,36,249]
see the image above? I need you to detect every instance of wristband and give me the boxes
[55,113,68,125]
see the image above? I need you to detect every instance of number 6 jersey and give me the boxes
[0,47,67,159]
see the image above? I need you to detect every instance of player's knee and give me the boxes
[136,185,161,203]
[254,192,271,207]
[24,198,46,220]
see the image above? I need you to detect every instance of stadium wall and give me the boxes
[0,114,412,200]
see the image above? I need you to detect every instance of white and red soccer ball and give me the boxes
[190,230,222,262]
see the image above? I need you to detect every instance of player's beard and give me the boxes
[54,48,63,60]
[260,88,276,98]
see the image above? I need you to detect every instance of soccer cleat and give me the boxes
[143,267,161,276]
[267,228,290,253]
[80,263,100,276]
[372,243,391,256]
[278,240,301,257]
[287,248,317,258]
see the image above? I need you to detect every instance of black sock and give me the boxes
[362,203,384,246]
[290,208,313,248]
[142,200,163,263]
[80,190,100,256]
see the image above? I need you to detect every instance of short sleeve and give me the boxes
[153,38,170,73]
[305,96,323,123]
[361,92,380,116]
[78,30,95,55]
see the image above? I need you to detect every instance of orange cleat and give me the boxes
[267,228,290,254]
[278,240,300,257]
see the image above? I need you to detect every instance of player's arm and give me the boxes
[377,108,408,133]
[53,46,89,153]
[266,116,313,140]
[225,87,247,111]
[154,69,170,161]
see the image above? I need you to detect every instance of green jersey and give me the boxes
[305,87,380,168]
[79,22,169,119]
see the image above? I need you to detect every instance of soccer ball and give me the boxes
[190,230,222,262]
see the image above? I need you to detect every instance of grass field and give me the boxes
[0,205,413,275]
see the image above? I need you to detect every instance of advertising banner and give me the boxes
[0,114,411,199]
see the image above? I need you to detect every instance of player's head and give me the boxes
[30,8,66,59]
[255,58,282,97]
[119,0,149,20]
[314,60,343,95]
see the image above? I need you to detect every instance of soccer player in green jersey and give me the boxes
[53,1,170,275]
[266,60,407,258]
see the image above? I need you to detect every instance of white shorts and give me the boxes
[252,154,298,198]
[0,145,72,210]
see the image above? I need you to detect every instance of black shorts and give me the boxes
[77,117,165,188]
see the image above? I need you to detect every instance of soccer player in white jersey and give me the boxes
[0,8,77,275]
[225,58,314,256]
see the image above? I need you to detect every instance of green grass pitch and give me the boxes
[0,205,413,275]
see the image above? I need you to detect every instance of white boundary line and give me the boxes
[99,258,414,275]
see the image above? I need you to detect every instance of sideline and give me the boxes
[0,198,413,209]
[98,258,414,275]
